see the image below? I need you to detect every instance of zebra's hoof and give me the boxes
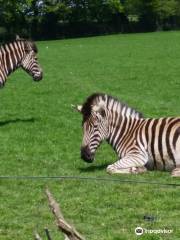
[130,167,139,174]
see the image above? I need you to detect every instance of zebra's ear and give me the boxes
[71,104,82,113]
[16,35,20,40]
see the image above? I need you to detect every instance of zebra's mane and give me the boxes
[0,38,38,53]
[81,93,143,121]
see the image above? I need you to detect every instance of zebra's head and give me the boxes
[19,37,43,81]
[75,94,109,163]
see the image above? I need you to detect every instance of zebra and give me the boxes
[73,93,180,177]
[0,35,43,87]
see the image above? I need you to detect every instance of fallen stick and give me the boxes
[46,188,85,240]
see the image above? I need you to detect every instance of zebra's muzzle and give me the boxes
[33,72,43,81]
[81,146,94,163]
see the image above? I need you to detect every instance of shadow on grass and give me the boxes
[0,117,36,127]
[79,163,111,172]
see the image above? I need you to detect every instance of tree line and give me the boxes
[0,0,180,41]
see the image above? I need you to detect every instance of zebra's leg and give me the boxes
[107,165,147,174]
[171,167,180,177]
[106,155,148,174]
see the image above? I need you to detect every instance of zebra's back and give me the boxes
[137,117,180,171]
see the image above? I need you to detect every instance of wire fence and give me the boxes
[0,175,180,187]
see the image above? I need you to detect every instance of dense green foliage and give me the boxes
[1,0,180,40]
[0,31,180,239]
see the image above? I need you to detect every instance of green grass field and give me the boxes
[0,31,180,240]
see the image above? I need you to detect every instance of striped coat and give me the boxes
[76,93,180,177]
[0,35,42,87]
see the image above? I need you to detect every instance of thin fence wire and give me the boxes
[0,175,179,187]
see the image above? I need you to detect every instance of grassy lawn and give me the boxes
[0,31,180,240]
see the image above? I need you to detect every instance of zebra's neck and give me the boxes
[0,41,25,79]
[102,96,143,157]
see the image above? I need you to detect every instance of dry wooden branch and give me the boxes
[46,188,85,240]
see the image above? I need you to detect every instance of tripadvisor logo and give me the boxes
[135,227,144,236]
[135,227,173,236]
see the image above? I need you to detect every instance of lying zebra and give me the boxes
[74,93,180,177]
[0,35,42,87]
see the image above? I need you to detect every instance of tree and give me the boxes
[152,0,178,30]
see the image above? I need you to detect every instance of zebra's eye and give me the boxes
[93,120,99,128]
[92,118,98,125]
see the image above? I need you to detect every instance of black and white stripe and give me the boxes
[0,36,42,87]
[76,93,180,177]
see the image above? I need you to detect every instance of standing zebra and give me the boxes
[0,35,42,87]
[74,93,180,177]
